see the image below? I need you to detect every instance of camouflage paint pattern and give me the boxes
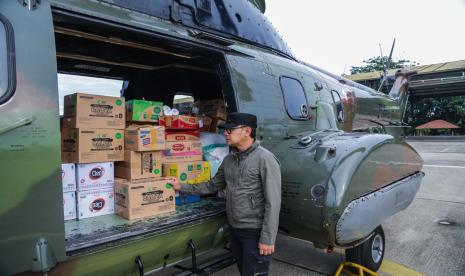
[0,1,66,274]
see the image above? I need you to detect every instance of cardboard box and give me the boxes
[76,188,115,220]
[163,161,211,184]
[199,116,213,132]
[114,178,176,220]
[63,93,125,129]
[126,121,157,128]
[159,115,200,130]
[60,116,64,132]
[198,99,227,120]
[209,118,226,133]
[76,162,114,191]
[61,163,76,192]
[165,130,200,141]
[126,99,163,122]
[63,192,77,221]
[125,126,165,151]
[61,128,124,163]
[115,151,162,180]
[162,141,203,163]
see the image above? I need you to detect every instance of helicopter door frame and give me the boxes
[0,1,66,275]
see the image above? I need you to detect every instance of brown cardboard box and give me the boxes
[114,177,176,220]
[125,121,157,128]
[165,130,200,141]
[61,128,124,163]
[163,161,211,184]
[125,126,165,151]
[60,115,64,132]
[198,99,227,120]
[199,116,213,132]
[63,93,125,129]
[209,118,226,133]
[162,141,203,163]
[115,151,162,180]
[159,115,200,130]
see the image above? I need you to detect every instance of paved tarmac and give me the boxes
[212,139,465,276]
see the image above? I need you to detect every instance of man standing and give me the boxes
[170,112,281,276]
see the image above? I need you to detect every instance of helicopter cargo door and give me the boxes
[0,1,66,275]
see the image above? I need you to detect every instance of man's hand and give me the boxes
[258,243,275,255]
[167,177,181,191]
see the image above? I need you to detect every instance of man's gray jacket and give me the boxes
[180,141,281,245]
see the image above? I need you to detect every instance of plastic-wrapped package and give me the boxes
[200,133,229,178]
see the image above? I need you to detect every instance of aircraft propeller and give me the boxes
[378,38,396,92]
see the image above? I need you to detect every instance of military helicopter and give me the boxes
[0,0,423,275]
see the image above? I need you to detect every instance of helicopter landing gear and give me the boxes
[345,225,385,272]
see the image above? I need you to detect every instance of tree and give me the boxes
[405,96,465,135]
[350,56,419,75]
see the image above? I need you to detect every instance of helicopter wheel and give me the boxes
[345,225,385,272]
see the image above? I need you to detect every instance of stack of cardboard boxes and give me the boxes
[61,93,125,220]
[114,100,176,220]
[74,162,116,219]
[196,99,227,133]
[61,163,77,221]
[161,128,211,205]
[60,94,227,222]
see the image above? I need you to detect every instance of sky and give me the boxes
[58,74,122,114]
[265,0,465,75]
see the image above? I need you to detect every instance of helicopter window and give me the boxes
[0,15,15,104]
[331,90,344,123]
[279,76,309,120]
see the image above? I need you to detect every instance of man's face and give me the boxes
[223,126,251,146]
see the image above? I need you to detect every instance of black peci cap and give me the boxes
[218,112,257,129]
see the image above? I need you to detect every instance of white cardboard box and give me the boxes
[61,163,76,192]
[76,162,114,191]
[63,192,77,221]
[76,188,115,220]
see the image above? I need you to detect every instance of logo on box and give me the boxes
[89,166,105,180]
[90,198,106,212]
[172,144,185,151]
[142,137,151,147]
[92,137,113,149]
[90,103,113,115]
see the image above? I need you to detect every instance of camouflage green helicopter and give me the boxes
[0,0,423,274]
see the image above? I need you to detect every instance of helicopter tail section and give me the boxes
[388,69,417,121]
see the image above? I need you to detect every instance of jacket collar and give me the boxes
[231,140,260,157]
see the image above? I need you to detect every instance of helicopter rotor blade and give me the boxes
[378,78,386,92]
[379,43,386,77]
[386,38,396,71]
[378,38,396,92]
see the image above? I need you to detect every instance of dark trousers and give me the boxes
[229,226,272,276]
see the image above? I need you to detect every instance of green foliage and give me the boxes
[405,96,465,135]
[350,56,419,75]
